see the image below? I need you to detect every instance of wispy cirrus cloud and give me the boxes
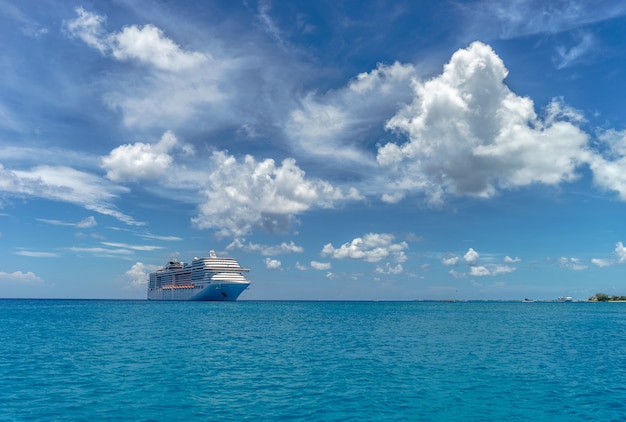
[136,233,183,241]
[16,250,60,258]
[36,216,97,228]
[100,242,163,251]
[464,0,626,39]
[1,164,139,225]
[63,7,234,129]
[555,31,596,69]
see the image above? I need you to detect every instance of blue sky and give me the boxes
[2,0,626,300]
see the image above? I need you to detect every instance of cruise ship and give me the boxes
[147,250,250,301]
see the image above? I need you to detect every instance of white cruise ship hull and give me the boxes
[148,282,249,301]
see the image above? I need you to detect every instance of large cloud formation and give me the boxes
[193,152,362,237]
[377,41,589,204]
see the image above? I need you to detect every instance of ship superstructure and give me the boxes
[147,250,250,301]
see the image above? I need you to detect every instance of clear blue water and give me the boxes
[1,300,625,421]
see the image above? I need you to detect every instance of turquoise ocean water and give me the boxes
[1,300,625,421]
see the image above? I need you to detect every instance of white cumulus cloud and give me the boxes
[192,151,361,237]
[125,262,160,288]
[442,256,460,266]
[321,233,408,263]
[377,41,589,204]
[591,258,612,268]
[310,261,331,270]
[102,131,191,182]
[65,8,207,71]
[615,242,626,263]
[265,257,282,270]
[110,24,208,71]
[464,248,480,266]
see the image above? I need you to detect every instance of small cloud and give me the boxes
[36,218,73,226]
[37,216,97,228]
[125,262,159,289]
[615,241,626,263]
[310,261,331,270]
[375,263,403,274]
[555,32,595,69]
[558,257,587,271]
[464,248,479,266]
[491,265,516,275]
[16,250,60,258]
[442,256,459,266]
[381,192,405,204]
[504,255,521,263]
[137,233,183,241]
[591,241,626,267]
[0,271,43,284]
[591,258,613,268]
[470,266,491,277]
[449,269,465,279]
[265,257,282,270]
[76,216,97,228]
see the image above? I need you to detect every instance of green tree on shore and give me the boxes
[588,293,626,301]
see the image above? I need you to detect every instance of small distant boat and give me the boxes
[556,296,573,302]
[521,298,535,303]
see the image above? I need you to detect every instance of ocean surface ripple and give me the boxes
[1,300,625,421]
